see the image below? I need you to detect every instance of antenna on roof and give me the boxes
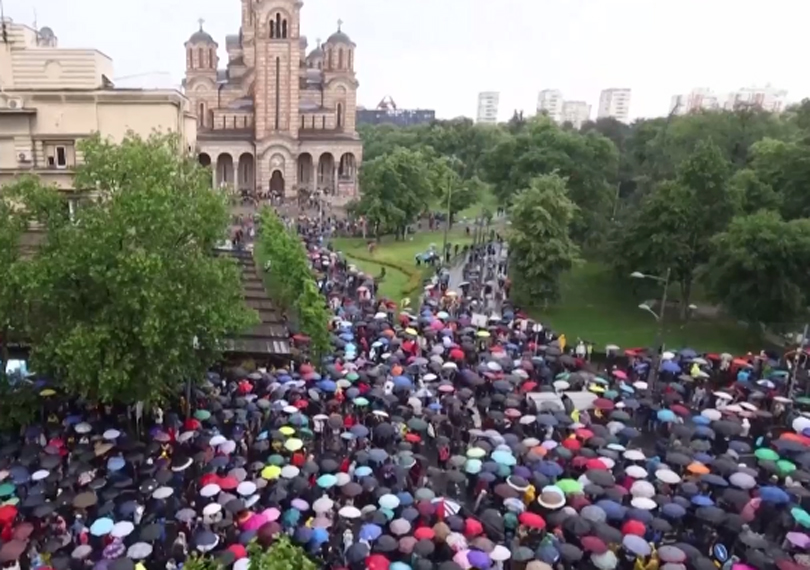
[33,7,37,31]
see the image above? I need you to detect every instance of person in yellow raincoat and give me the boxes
[523,484,536,506]
[558,334,567,353]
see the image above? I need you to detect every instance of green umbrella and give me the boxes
[792,506,810,528]
[777,459,797,474]
[466,447,486,459]
[556,478,583,494]
[796,397,810,406]
[0,484,15,498]
[353,397,369,407]
[407,418,428,431]
[754,448,779,461]
[266,454,285,466]
[346,372,360,382]
[194,409,211,421]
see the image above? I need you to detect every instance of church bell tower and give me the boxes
[253,0,302,141]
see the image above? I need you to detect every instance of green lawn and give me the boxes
[535,262,761,354]
[343,255,411,300]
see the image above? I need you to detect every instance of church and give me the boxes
[184,0,362,204]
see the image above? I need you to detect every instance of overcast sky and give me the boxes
[5,0,807,120]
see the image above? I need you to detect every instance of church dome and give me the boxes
[307,45,323,59]
[187,22,215,45]
[326,28,352,45]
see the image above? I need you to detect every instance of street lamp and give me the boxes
[631,267,672,387]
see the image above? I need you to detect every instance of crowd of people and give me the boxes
[1,214,809,570]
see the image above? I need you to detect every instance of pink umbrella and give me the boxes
[741,498,761,522]
[241,513,267,531]
[731,565,757,570]
[262,507,281,522]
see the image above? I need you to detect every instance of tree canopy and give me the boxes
[357,100,810,334]
[2,133,256,405]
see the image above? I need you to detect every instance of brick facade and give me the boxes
[185,0,362,203]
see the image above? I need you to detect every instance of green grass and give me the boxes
[332,228,473,267]
[342,255,411,301]
[535,262,761,354]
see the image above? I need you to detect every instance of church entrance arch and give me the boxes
[269,170,285,196]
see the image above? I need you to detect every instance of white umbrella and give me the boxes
[625,466,648,479]
[313,497,334,513]
[338,505,361,519]
[200,483,221,498]
[630,480,655,498]
[32,470,49,482]
[153,487,173,500]
[623,450,646,461]
[111,521,134,538]
[630,497,657,511]
[655,469,681,484]
[701,409,722,421]
[103,429,121,440]
[127,542,153,560]
[209,435,227,446]
[489,545,511,562]
[237,481,257,496]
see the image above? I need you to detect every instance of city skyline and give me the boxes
[5,0,807,120]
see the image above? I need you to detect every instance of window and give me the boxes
[198,103,205,127]
[348,50,353,70]
[198,48,204,67]
[281,19,288,39]
[301,115,305,128]
[209,48,216,68]
[311,116,315,128]
[328,49,333,70]
[338,48,343,69]
[337,103,343,128]
[186,48,192,68]
[269,20,276,38]
[322,116,326,129]
[45,142,73,169]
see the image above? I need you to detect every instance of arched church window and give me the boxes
[187,48,192,68]
[327,49,333,70]
[208,110,215,128]
[281,20,288,39]
[269,20,275,38]
[338,48,343,69]
[198,103,205,127]
[337,103,343,128]
[348,50,353,70]
[209,48,215,68]
[274,13,281,38]
[198,48,204,67]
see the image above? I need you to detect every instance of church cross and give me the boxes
[316,37,321,46]
[198,18,205,30]
[337,19,343,31]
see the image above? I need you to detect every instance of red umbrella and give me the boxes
[562,439,581,451]
[413,527,434,540]
[585,458,608,470]
[464,518,483,537]
[593,398,615,410]
[670,404,690,417]
[0,506,16,526]
[518,512,546,530]
[575,428,594,440]
[366,554,390,570]
[622,520,646,536]
[218,476,238,490]
[580,535,607,554]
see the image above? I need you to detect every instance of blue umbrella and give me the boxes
[595,500,626,520]
[107,457,125,472]
[537,461,563,478]
[699,474,727,488]
[694,426,716,439]
[691,495,714,507]
[657,409,676,423]
[350,425,370,438]
[354,466,372,478]
[692,415,711,426]
[661,503,686,518]
[393,376,413,389]
[317,380,337,392]
[90,518,115,536]
[680,348,697,359]
[760,486,790,504]
[661,361,681,374]
[491,450,516,466]
[359,523,382,541]
[317,474,337,488]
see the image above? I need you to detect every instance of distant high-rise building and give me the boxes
[671,88,723,115]
[597,88,632,122]
[537,89,564,123]
[476,92,500,124]
[723,85,788,113]
[561,101,591,129]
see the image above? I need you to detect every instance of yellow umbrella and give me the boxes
[588,384,605,393]
[261,465,281,480]
[284,438,304,452]
[40,389,56,397]
[476,331,491,338]
[279,426,296,436]
[404,328,418,336]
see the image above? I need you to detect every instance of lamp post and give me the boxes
[631,268,671,387]
[442,178,453,267]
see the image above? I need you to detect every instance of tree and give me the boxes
[749,137,810,220]
[355,147,437,238]
[613,140,737,316]
[507,174,580,307]
[482,117,618,247]
[24,133,257,405]
[256,209,330,365]
[728,168,781,215]
[248,535,317,570]
[705,210,810,332]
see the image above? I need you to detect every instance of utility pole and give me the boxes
[789,323,809,398]
[441,178,452,266]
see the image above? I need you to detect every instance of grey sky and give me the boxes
[5,0,807,120]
